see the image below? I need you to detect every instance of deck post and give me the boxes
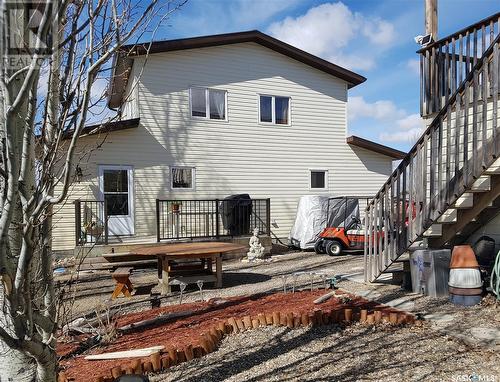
[74,199,81,246]
[215,199,220,239]
[103,200,109,245]
[156,199,161,242]
[266,198,271,236]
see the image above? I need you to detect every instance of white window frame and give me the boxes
[170,166,196,191]
[309,169,328,190]
[189,87,228,121]
[258,94,291,126]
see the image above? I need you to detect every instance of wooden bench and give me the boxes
[111,267,134,299]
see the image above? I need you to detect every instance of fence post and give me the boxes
[103,200,108,245]
[74,199,81,246]
[156,199,161,242]
[266,198,271,236]
[215,199,220,239]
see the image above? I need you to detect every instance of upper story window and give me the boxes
[259,95,290,125]
[190,87,226,120]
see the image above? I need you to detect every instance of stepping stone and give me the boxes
[356,290,382,300]
[384,296,417,311]
[470,327,500,345]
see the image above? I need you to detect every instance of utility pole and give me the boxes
[425,0,438,40]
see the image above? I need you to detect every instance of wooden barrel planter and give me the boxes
[449,245,482,306]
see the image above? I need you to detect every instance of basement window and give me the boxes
[310,170,327,190]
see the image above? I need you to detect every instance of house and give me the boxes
[52,30,405,254]
[364,12,500,282]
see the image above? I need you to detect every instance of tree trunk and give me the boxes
[0,343,36,381]
[35,347,57,382]
[0,285,36,381]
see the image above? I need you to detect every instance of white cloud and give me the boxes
[406,58,420,75]
[267,2,395,71]
[348,96,404,121]
[396,113,423,130]
[348,97,424,144]
[380,127,424,143]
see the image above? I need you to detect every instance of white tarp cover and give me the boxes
[289,196,360,250]
[288,196,330,249]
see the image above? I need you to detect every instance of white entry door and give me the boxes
[99,165,134,236]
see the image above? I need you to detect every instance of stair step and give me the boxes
[394,253,410,262]
[484,158,500,174]
[470,175,491,192]
[423,224,442,237]
[437,208,457,224]
[454,193,474,209]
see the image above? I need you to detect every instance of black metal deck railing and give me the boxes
[156,198,271,241]
[74,199,108,246]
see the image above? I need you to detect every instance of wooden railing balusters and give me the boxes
[365,29,500,281]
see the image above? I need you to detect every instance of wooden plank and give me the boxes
[428,129,436,223]
[472,67,479,177]
[364,204,370,282]
[85,346,165,360]
[493,41,499,155]
[445,104,452,205]
[395,169,401,256]
[451,37,457,93]
[215,254,222,288]
[437,208,457,224]
[462,76,470,189]
[455,192,474,208]
[134,242,245,257]
[459,34,464,84]
[437,116,444,215]
[408,155,414,244]
[482,51,489,169]
[454,93,462,196]
[161,256,170,295]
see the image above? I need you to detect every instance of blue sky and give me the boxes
[154,0,499,151]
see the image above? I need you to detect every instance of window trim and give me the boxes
[258,94,291,126]
[170,166,196,191]
[309,169,328,190]
[189,87,228,122]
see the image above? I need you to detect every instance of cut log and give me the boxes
[258,313,267,326]
[117,310,194,333]
[150,352,161,371]
[84,346,165,360]
[313,291,336,304]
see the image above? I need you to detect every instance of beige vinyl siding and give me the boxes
[52,42,393,251]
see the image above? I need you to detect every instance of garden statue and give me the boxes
[247,228,265,261]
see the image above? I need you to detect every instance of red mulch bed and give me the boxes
[59,290,385,381]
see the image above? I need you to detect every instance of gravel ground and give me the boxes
[60,249,500,380]
[151,323,500,382]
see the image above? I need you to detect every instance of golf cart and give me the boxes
[314,197,366,256]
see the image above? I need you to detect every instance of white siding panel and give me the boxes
[52,42,393,251]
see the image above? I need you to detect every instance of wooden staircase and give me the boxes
[364,13,500,282]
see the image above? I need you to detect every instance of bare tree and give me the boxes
[0,0,185,380]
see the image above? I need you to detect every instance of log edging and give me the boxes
[61,302,416,381]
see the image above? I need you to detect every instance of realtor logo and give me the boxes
[3,1,55,69]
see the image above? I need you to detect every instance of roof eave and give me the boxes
[107,30,366,108]
[346,135,406,160]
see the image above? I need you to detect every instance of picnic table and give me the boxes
[134,242,245,295]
